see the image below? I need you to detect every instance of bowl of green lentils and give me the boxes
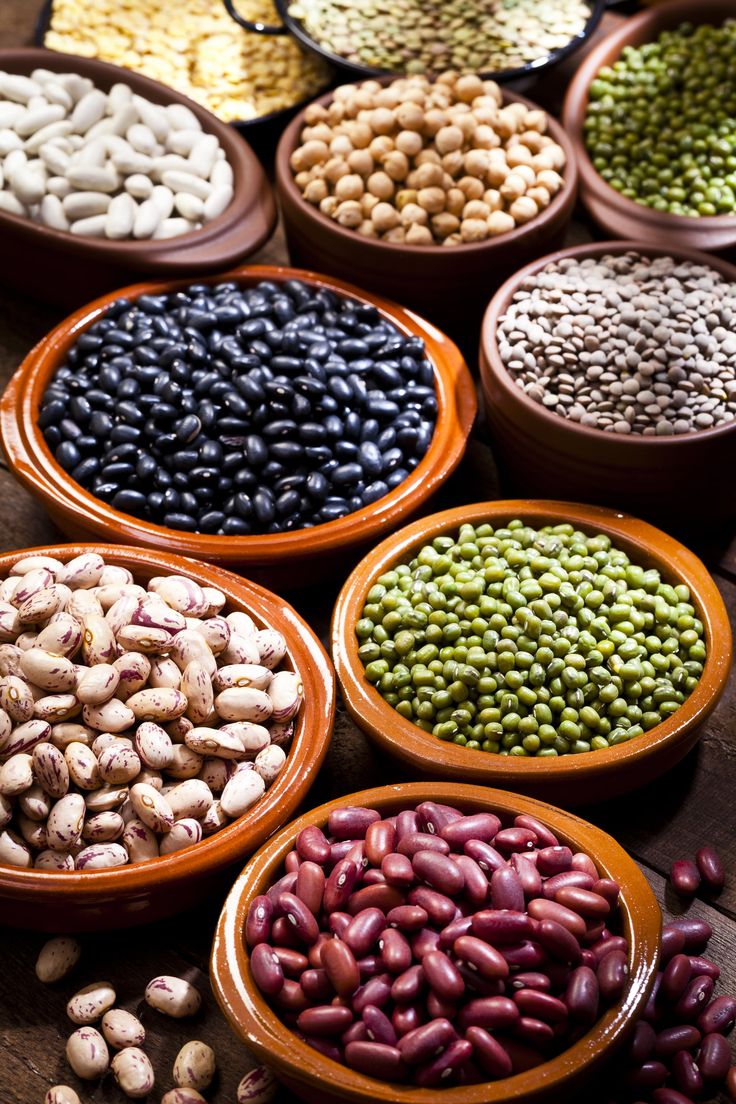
[563,0,736,252]
[331,500,732,805]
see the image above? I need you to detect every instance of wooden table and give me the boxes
[0,5,734,1102]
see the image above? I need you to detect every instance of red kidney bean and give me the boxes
[727,1065,736,1100]
[308,933,332,968]
[528,898,586,939]
[395,810,419,840]
[513,814,558,848]
[628,1020,657,1063]
[440,916,474,950]
[344,908,385,957]
[398,1018,456,1065]
[546,963,573,991]
[498,1035,545,1073]
[672,1049,704,1098]
[514,989,568,1024]
[511,853,543,898]
[654,1024,701,1057]
[441,813,501,848]
[490,866,525,912]
[363,870,386,886]
[472,909,534,944]
[391,965,426,1004]
[555,886,611,918]
[455,855,490,906]
[271,916,303,950]
[379,928,412,974]
[301,968,334,1002]
[328,912,352,939]
[509,972,552,993]
[296,825,331,864]
[662,954,692,1002]
[592,879,620,905]
[328,840,355,865]
[392,1002,424,1036]
[667,918,713,951]
[324,860,361,913]
[698,994,736,1035]
[364,820,397,866]
[535,919,582,966]
[411,928,441,959]
[590,935,628,964]
[536,846,574,877]
[426,993,457,1020]
[652,1090,696,1104]
[362,1004,397,1047]
[285,851,301,874]
[674,975,715,1021]
[345,1040,407,1080]
[381,853,414,888]
[302,1034,343,1062]
[328,807,380,840]
[250,943,285,997]
[297,1005,353,1037]
[386,905,428,932]
[273,979,310,1013]
[696,846,725,891]
[494,827,537,854]
[698,1031,732,1081]
[412,851,464,896]
[342,1021,368,1045]
[267,873,298,908]
[345,841,367,869]
[246,895,273,947]
[415,1038,472,1087]
[296,861,325,915]
[502,941,549,972]
[465,1026,513,1078]
[626,1060,669,1090]
[408,886,458,927]
[352,975,392,1015]
[463,839,506,876]
[271,947,308,978]
[357,956,382,979]
[571,852,598,878]
[279,893,320,945]
[671,859,701,897]
[458,996,520,1031]
[580,950,597,970]
[565,966,599,1027]
[455,964,503,998]
[454,935,509,981]
[582,921,607,948]
[321,938,360,997]
[661,924,687,961]
[423,951,465,1002]
[597,949,629,1003]
[416,801,463,835]
[397,832,450,858]
[514,1016,555,1046]
[688,956,720,980]
[349,884,405,916]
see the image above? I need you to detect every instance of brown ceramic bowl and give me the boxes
[211,780,661,1104]
[331,501,732,806]
[275,86,578,338]
[0,48,276,309]
[479,241,736,522]
[0,543,335,932]
[0,264,475,590]
[562,1,736,251]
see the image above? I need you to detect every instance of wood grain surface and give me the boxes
[0,4,734,1103]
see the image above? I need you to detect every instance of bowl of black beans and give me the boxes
[0,266,476,587]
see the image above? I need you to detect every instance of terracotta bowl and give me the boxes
[0,264,476,590]
[0,48,276,309]
[275,86,578,339]
[562,0,736,252]
[211,780,661,1104]
[0,543,335,932]
[330,501,732,806]
[479,240,736,523]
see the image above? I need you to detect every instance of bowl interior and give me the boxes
[212,780,661,1104]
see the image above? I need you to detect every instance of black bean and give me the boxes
[164,513,198,530]
[359,441,383,477]
[38,400,65,428]
[363,480,389,503]
[55,441,81,471]
[222,516,251,535]
[253,489,275,524]
[332,463,363,486]
[111,489,147,513]
[306,471,329,500]
[43,427,61,449]
[71,457,100,484]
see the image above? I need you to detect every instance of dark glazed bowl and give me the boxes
[330,501,732,806]
[0,48,276,308]
[479,241,736,523]
[0,544,335,932]
[275,86,578,338]
[0,265,476,590]
[211,780,661,1104]
[562,0,736,252]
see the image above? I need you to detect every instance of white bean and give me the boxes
[105,191,136,239]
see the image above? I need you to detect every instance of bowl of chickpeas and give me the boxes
[275,71,578,336]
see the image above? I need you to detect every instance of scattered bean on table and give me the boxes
[173,1039,216,1090]
[498,252,736,435]
[356,519,705,755]
[291,72,566,245]
[0,552,301,869]
[38,279,437,533]
[0,69,234,238]
[584,19,736,217]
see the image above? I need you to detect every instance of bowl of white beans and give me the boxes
[0,543,335,931]
[0,48,277,308]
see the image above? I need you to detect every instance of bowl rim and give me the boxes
[561,0,736,233]
[275,83,579,258]
[479,239,736,448]
[0,46,274,259]
[330,499,732,788]
[0,542,335,897]
[211,779,661,1104]
[0,264,476,565]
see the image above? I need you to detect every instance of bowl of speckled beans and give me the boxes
[479,241,736,523]
[330,500,732,806]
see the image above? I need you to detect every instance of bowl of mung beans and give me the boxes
[275,73,578,335]
[0,265,476,590]
[562,0,736,253]
[0,542,335,932]
[479,241,736,522]
[211,780,661,1104]
[330,501,732,806]
[0,48,277,309]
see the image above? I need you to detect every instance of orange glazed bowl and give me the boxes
[0,265,476,591]
[211,780,661,1104]
[330,501,732,806]
[0,543,335,932]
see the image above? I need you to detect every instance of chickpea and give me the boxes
[361,80,383,96]
[304,103,329,125]
[474,125,501,150]
[335,200,363,227]
[361,193,380,214]
[383,226,406,242]
[343,122,372,149]
[367,171,394,200]
[415,149,441,166]
[395,130,424,157]
[460,217,489,242]
[294,171,311,190]
[494,108,519,140]
[371,201,400,232]
[324,158,350,185]
[354,89,376,111]
[509,196,539,224]
[442,233,462,246]
[536,169,564,195]
[473,106,499,128]
[405,222,434,245]
[453,114,477,141]
[455,74,485,104]
[442,150,465,177]
[431,212,460,239]
[357,219,377,237]
[507,144,533,168]
[375,87,401,109]
[326,102,346,126]
[357,109,374,127]
[487,209,516,235]
[436,70,460,87]
[464,149,490,178]
[483,188,503,212]
[335,174,364,201]
[517,130,546,153]
[369,135,395,160]
[422,109,448,137]
[370,107,396,135]
[435,125,464,154]
[457,176,485,200]
[514,165,536,187]
[333,84,355,103]
[486,160,510,187]
[481,81,503,104]
[382,150,409,182]
[395,101,424,131]
[347,148,374,176]
[413,162,443,189]
[330,135,353,157]
[463,200,491,220]
[524,109,548,134]
[500,173,527,201]
[417,186,446,214]
[395,188,418,209]
[445,188,466,217]
[526,185,551,210]
[307,123,333,144]
[304,179,328,204]
[319,195,339,217]
[399,202,428,227]
[300,139,330,168]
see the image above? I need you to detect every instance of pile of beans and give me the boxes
[356,519,705,756]
[0,69,234,239]
[291,72,566,245]
[584,20,736,217]
[498,251,736,435]
[287,0,591,76]
[0,552,302,870]
[44,0,330,124]
[38,279,437,534]
[247,800,630,1087]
